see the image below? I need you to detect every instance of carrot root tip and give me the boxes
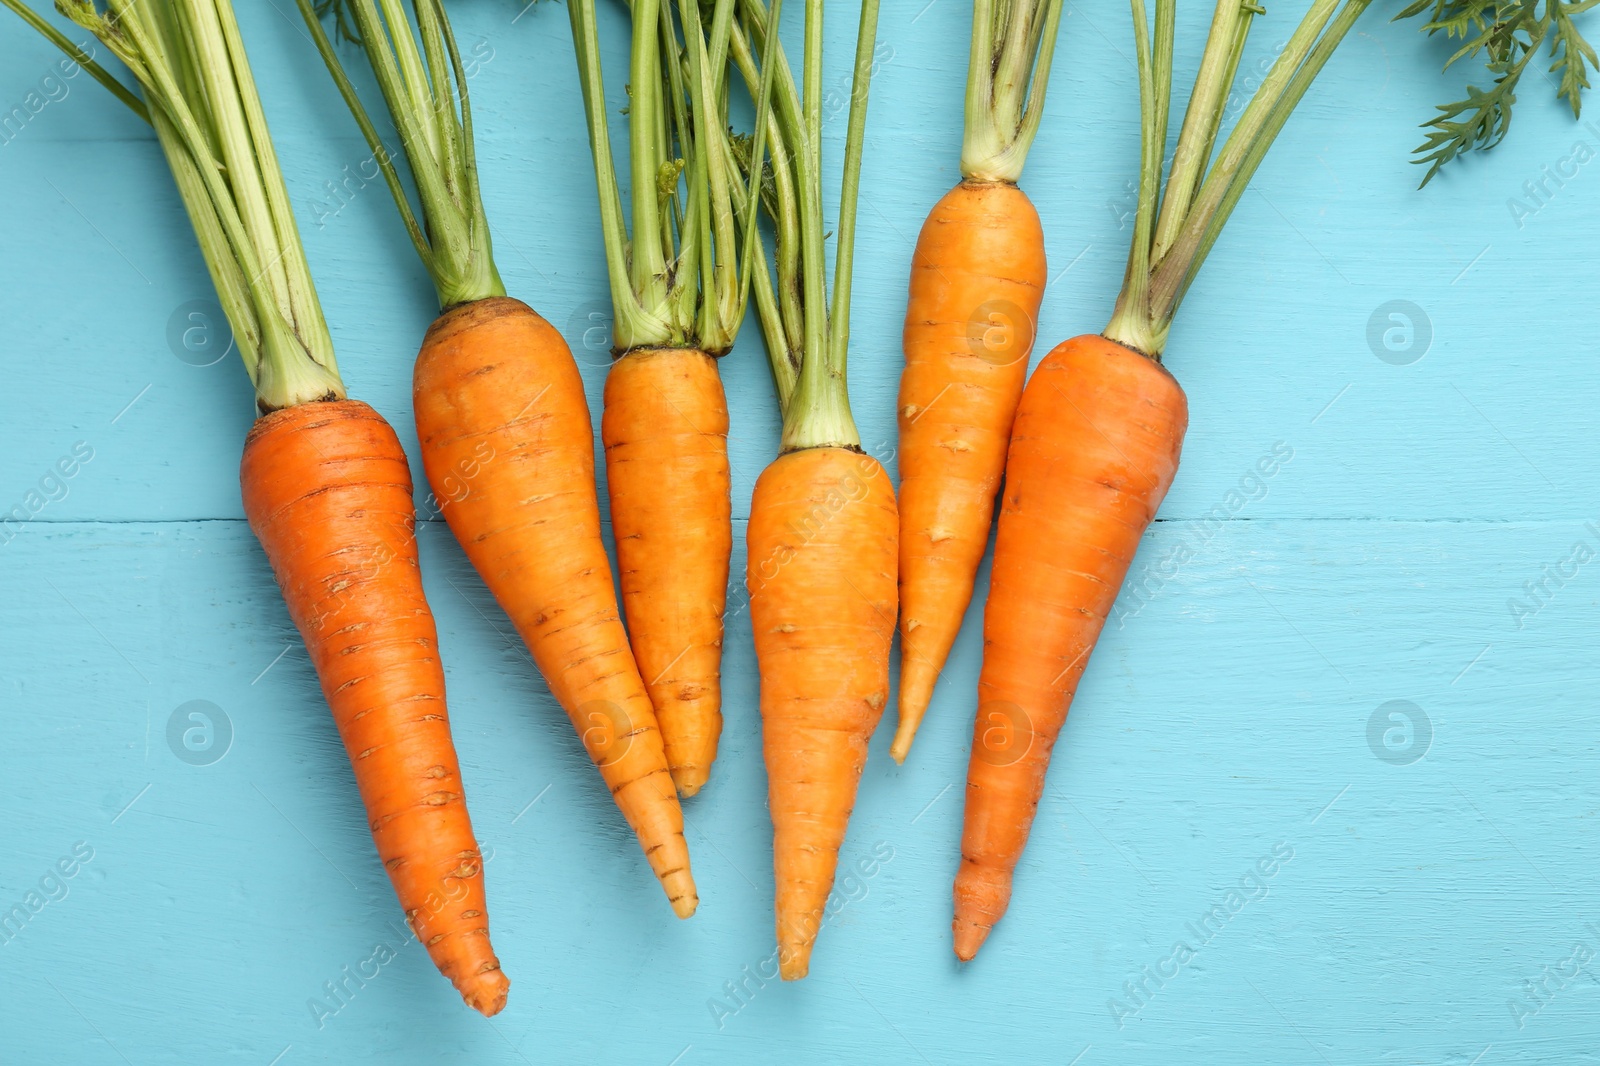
[459,969,510,1017]
[671,766,709,798]
[952,921,990,962]
[665,867,699,918]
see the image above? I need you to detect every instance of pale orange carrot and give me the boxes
[748,447,898,977]
[603,349,731,797]
[895,180,1046,761]
[733,0,893,979]
[568,0,754,798]
[892,0,1063,762]
[16,0,512,1012]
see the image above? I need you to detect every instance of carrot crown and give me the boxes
[7,0,347,413]
[299,0,505,311]
[732,0,883,454]
[960,0,1064,184]
[1104,0,1373,359]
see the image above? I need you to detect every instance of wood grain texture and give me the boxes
[2,1,1599,1063]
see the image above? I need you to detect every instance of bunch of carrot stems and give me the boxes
[10,0,1557,1011]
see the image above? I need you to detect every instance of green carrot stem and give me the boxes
[791,0,830,407]
[667,0,703,334]
[730,0,784,362]
[823,0,883,377]
[733,0,882,453]
[1105,0,1174,356]
[0,0,148,120]
[27,0,343,411]
[1149,0,1255,264]
[184,0,337,389]
[729,6,805,364]
[1105,0,1373,357]
[961,0,1064,182]
[1147,0,1344,322]
[569,0,665,348]
[722,119,795,406]
[296,0,432,269]
[567,0,751,355]
[1170,0,1374,311]
[300,0,504,310]
[629,0,671,314]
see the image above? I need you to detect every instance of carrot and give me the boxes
[567,0,757,797]
[415,299,697,917]
[730,0,891,978]
[952,0,1376,957]
[243,399,508,1012]
[602,350,731,797]
[300,0,697,913]
[952,336,1185,960]
[893,1,1061,763]
[11,0,509,1012]
[896,183,1046,761]
[748,448,897,977]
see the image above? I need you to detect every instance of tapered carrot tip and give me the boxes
[888,729,913,765]
[953,860,1010,961]
[672,766,710,798]
[778,944,809,981]
[458,968,511,1017]
[953,920,990,962]
[890,661,939,763]
[665,869,699,918]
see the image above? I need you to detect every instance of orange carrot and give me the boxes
[895,180,1046,761]
[953,335,1186,960]
[748,448,898,977]
[603,349,731,797]
[891,0,1063,762]
[12,0,514,1012]
[952,0,1373,959]
[567,0,755,798]
[415,299,697,917]
[243,399,508,1012]
[732,0,892,979]
[300,1,698,913]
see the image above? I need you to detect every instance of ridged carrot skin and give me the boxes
[953,335,1188,961]
[603,348,731,797]
[413,297,697,918]
[894,180,1047,763]
[747,447,898,979]
[240,398,508,1016]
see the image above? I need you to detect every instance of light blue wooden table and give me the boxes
[3,2,1597,1063]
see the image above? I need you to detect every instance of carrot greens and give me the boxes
[1103,0,1374,358]
[5,0,346,412]
[566,0,759,356]
[730,0,883,452]
[298,0,505,310]
[1400,0,1598,183]
[962,0,1065,182]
